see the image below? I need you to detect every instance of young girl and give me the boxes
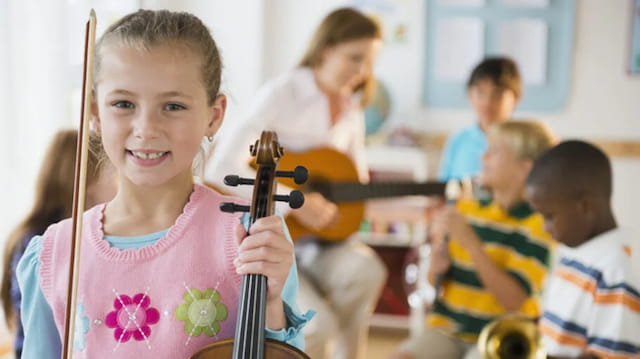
[2,129,116,358]
[17,10,310,358]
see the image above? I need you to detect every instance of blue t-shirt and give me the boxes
[438,123,487,181]
[17,217,312,358]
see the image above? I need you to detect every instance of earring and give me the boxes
[206,135,214,142]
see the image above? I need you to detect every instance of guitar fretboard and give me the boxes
[312,181,447,203]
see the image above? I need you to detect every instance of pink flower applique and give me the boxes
[105,293,160,343]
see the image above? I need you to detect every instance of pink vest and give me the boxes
[39,184,243,358]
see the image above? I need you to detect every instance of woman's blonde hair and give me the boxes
[94,9,223,104]
[1,130,106,330]
[487,120,558,161]
[298,7,382,106]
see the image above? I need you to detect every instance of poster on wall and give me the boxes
[630,0,640,75]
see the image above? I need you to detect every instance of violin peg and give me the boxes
[275,166,308,185]
[288,190,305,209]
[273,190,305,209]
[224,175,255,187]
[220,202,250,213]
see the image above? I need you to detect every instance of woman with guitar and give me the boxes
[206,7,387,359]
[17,10,310,357]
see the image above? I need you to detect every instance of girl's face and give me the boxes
[92,44,224,188]
[318,37,382,94]
[479,137,529,190]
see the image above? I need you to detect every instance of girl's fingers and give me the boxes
[247,216,284,236]
[235,260,289,279]
[235,245,291,265]
[239,228,292,253]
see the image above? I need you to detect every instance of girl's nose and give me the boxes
[133,110,160,139]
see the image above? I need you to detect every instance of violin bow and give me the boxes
[62,9,96,359]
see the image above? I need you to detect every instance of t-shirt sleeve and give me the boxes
[438,133,457,181]
[16,235,61,358]
[541,258,640,358]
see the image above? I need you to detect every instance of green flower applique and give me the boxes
[175,288,228,337]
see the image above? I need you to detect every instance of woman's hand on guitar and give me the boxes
[233,216,294,304]
[290,192,339,231]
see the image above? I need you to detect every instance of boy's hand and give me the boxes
[429,234,451,276]
[434,206,478,249]
[428,207,452,283]
[233,216,293,304]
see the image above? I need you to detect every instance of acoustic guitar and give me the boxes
[276,147,447,242]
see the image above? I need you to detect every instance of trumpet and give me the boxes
[478,314,545,359]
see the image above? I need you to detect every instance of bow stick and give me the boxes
[62,9,97,359]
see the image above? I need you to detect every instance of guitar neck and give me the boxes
[317,181,447,203]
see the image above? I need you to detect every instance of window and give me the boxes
[422,0,576,111]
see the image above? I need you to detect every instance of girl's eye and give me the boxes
[113,101,134,109]
[165,103,186,111]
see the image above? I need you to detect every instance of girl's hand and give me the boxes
[289,192,339,231]
[233,216,293,303]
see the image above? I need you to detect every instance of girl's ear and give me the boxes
[206,94,227,138]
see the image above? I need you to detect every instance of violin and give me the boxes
[190,130,310,358]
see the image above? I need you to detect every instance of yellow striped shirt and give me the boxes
[427,198,555,341]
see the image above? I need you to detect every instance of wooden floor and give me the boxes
[367,326,408,359]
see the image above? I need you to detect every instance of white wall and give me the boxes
[0,0,70,242]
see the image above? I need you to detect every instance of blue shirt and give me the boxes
[17,216,312,358]
[438,123,487,181]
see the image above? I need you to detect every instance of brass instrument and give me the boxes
[478,314,545,359]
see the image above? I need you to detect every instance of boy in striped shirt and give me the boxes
[526,140,640,359]
[390,121,558,359]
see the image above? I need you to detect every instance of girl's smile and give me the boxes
[127,149,170,166]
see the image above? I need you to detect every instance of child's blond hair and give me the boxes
[487,120,558,161]
[94,10,222,105]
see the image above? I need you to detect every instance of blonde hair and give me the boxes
[487,120,558,161]
[298,7,382,106]
[1,130,107,330]
[94,9,223,104]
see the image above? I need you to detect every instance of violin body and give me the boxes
[190,339,310,358]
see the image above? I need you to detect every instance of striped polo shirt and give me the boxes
[540,228,640,358]
[427,198,555,342]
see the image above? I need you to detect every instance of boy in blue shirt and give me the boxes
[438,57,522,182]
